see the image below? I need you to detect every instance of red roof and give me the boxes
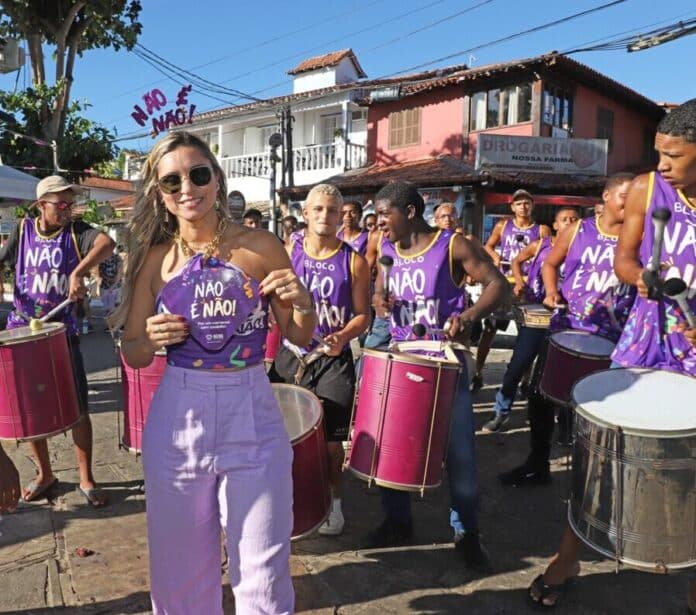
[80,177,136,193]
[280,154,605,197]
[288,49,366,78]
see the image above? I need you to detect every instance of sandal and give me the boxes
[22,477,58,502]
[77,486,109,508]
[528,573,574,609]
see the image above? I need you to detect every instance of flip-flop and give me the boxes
[528,573,574,610]
[22,477,58,502]
[77,486,108,508]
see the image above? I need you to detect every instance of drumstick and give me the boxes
[642,207,671,298]
[39,297,74,323]
[379,255,394,301]
[412,321,451,338]
[663,278,696,328]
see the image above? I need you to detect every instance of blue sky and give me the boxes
[1,0,694,153]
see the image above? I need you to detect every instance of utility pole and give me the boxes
[285,105,294,190]
[268,132,283,236]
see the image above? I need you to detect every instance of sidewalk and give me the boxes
[0,324,690,614]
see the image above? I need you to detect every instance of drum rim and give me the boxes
[572,367,696,437]
[347,465,442,492]
[271,382,323,444]
[0,322,66,345]
[549,330,616,359]
[364,345,461,369]
[0,416,81,442]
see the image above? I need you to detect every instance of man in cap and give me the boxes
[0,175,115,506]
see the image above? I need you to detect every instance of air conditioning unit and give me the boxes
[0,39,26,74]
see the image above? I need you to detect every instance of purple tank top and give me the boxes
[284,238,355,355]
[499,219,541,276]
[524,236,552,303]
[381,230,467,342]
[155,254,268,369]
[551,216,635,342]
[7,219,81,335]
[613,172,696,374]
[337,228,369,256]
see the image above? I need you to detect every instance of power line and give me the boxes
[383,0,629,76]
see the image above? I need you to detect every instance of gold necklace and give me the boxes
[175,218,228,260]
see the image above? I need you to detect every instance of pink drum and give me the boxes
[272,384,330,539]
[347,344,461,493]
[264,321,281,364]
[539,330,615,406]
[120,348,167,454]
[0,323,81,441]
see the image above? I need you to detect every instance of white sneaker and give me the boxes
[318,506,345,536]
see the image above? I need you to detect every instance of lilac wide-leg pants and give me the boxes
[142,364,294,615]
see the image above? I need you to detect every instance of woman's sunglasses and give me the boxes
[157,165,213,194]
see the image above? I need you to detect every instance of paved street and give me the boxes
[0,318,690,614]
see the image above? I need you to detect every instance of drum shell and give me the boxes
[513,304,551,329]
[569,407,696,572]
[0,324,80,441]
[348,349,459,491]
[120,350,167,454]
[539,332,613,406]
[271,384,330,539]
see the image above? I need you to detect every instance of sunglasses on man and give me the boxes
[43,200,75,210]
[157,165,213,195]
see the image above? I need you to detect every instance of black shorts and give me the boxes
[268,345,355,441]
[67,335,89,416]
[484,315,510,332]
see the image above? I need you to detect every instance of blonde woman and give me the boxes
[113,131,316,615]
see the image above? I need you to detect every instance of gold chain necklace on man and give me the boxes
[175,218,228,260]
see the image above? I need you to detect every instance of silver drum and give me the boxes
[570,367,696,573]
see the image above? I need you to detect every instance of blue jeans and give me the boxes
[493,326,547,417]
[364,316,391,350]
[381,367,480,533]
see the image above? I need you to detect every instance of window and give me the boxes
[597,107,614,152]
[469,83,532,131]
[259,124,277,149]
[641,126,657,165]
[388,108,421,148]
[542,86,573,130]
[320,114,341,143]
[351,109,367,122]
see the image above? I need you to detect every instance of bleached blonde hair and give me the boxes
[305,183,343,205]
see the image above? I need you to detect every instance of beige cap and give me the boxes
[510,188,533,203]
[36,175,84,200]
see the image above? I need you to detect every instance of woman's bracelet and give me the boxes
[292,303,315,315]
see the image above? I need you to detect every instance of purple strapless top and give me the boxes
[155,254,268,369]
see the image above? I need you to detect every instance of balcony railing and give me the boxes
[220,142,367,180]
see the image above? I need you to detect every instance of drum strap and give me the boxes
[286,345,325,385]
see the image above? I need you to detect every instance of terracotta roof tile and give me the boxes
[287,49,366,77]
[80,177,136,192]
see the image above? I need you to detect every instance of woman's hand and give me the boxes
[260,269,312,309]
[543,291,564,311]
[145,314,189,350]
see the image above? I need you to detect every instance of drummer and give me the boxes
[499,173,635,488]
[367,181,508,569]
[115,131,316,613]
[473,190,551,391]
[529,100,696,610]
[269,183,370,537]
[0,175,115,506]
[337,199,370,256]
[482,207,579,433]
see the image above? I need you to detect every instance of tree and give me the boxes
[0,1,142,143]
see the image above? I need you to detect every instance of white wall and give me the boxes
[293,68,338,94]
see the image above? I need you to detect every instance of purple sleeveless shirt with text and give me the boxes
[499,219,541,276]
[551,215,635,342]
[381,230,466,342]
[337,228,369,256]
[524,236,552,303]
[155,254,268,369]
[285,238,355,355]
[612,172,696,374]
[7,218,81,335]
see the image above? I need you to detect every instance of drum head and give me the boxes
[573,368,696,435]
[271,384,323,443]
[521,304,549,315]
[387,341,463,368]
[0,322,65,344]
[550,330,615,357]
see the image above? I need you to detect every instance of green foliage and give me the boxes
[80,198,109,229]
[12,202,35,219]
[0,87,117,180]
